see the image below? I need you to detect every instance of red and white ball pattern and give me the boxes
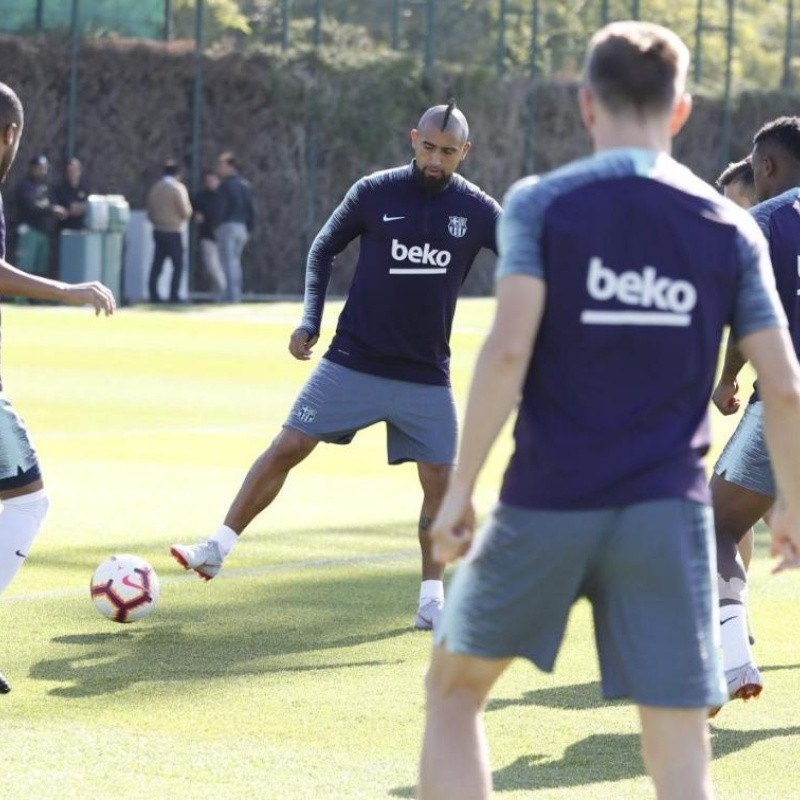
[90,554,160,623]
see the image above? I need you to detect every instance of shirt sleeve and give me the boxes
[730,220,787,341]
[300,180,367,335]
[483,196,503,254]
[495,177,546,282]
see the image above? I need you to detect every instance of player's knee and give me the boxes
[425,651,489,710]
[2,488,50,529]
[269,429,316,469]
[419,463,451,501]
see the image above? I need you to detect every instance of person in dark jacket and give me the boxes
[14,154,55,276]
[193,169,225,302]
[214,152,254,302]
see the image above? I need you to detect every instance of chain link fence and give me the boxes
[1,0,798,296]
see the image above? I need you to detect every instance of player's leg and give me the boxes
[171,360,380,580]
[738,527,754,572]
[710,472,771,709]
[709,403,774,710]
[386,381,457,629]
[638,706,713,800]
[171,426,318,580]
[0,396,51,694]
[415,461,449,629]
[591,499,725,797]
[420,504,606,798]
[419,646,511,800]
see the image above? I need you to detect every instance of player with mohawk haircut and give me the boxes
[172,103,501,631]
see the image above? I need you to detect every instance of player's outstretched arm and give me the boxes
[739,327,800,572]
[431,275,545,563]
[0,258,115,315]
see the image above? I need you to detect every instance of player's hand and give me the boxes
[430,481,476,564]
[769,499,800,573]
[289,327,318,360]
[62,281,116,316]
[712,377,740,415]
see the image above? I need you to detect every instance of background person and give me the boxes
[53,157,89,232]
[145,159,192,304]
[14,154,55,277]
[214,152,254,303]
[193,169,226,302]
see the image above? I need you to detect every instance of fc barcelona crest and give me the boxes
[448,216,468,238]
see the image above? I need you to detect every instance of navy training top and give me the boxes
[749,188,800,402]
[300,161,501,386]
[496,148,785,511]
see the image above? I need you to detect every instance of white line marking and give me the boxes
[580,310,691,326]
[389,269,447,275]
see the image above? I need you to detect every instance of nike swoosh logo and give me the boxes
[382,214,405,222]
[720,617,737,626]
[122,575,146,592]
[15,549,27,559]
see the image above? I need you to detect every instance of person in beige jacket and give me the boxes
[146,159,192,303]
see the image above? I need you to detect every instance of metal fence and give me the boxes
[2,1,797,90]
[2,0,798,295]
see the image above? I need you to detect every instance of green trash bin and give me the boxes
[102,196,130,303]
[58,230,104,283]
[102,231,124,301]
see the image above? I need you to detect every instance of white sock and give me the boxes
[210,525,239,557]
[419,579,444,605]
[720,604,754,672]
[0,489,50,595]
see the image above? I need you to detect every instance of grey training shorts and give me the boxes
[284,359,457,465]
[713,401,775,498]
[0,393,41,489]
[437,499,727,709]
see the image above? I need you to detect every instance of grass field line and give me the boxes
[1,547,420,603]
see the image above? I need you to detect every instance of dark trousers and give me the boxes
[149,230,184,302]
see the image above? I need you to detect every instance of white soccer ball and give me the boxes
[90,554,160,623]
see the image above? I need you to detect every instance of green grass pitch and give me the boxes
[0,301,798,800]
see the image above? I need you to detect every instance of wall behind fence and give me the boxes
[0,33,798,296]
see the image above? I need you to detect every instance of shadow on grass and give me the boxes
[29,568,422,698]
[487,680,616,713]
[390,724,800,797]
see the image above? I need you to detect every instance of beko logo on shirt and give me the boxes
[582,256,697,326]
[390,238,452,274]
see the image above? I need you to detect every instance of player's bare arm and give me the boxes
[288,327,319,360]
[431,275,545,563]
[0,259,115,316]
[712,334,747,415]
[739,326,800,571]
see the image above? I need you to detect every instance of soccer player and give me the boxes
[417,23,800,800]
[171,102,501,630]
[716,156,757,210]
[709,116,800,712]
[0,82,115,694]
[713,156,758,576]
